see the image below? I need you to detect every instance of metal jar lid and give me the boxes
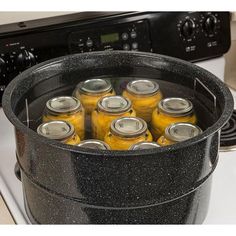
[97,96,132,114]
[78,78,112,95]
[129,141,161,150]
[77,139,110,150]
[46,96,81,114]
[111,117,148,138]
[165,122,202,142]
[158,97,194,117]
[37,120,74,141]
[126,79,160,96]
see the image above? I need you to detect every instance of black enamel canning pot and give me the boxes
[2,51,234,224]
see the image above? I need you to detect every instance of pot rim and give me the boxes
[2,51,234,157]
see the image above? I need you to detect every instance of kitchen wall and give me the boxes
[225,12,236,90]
[0,12,73,25]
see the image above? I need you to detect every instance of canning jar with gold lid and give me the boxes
[157,122,202,146]
[129,141,160,150]
[122,79,162,122]
[37,120,80,145]
[91,95,136,140]
[77,139,110,150]
[104,117,153,150]
[43,96,85,140]
[73,78,115,114]
[151,97,197,140]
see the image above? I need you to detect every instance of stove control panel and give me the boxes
[177,12,223,44]
[68,20,151,53]
[0,12,231,104]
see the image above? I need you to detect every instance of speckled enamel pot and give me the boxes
[2,51,234,224]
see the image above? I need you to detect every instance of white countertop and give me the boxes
[0,194,15,224]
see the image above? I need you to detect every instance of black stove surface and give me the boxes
[220,110,236,151]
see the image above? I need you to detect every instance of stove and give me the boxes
[1,56,236,224]
[220,110,236,151]
[0,12,236,224]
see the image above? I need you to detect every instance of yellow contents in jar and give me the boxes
[104,130,153,150]
[91,109,136,140]
[76,90,115,114]
[122,90,162,123]
[157,135,175,146]
[43,110,85,140]
[65,133,81,145]
[151,109,197,140]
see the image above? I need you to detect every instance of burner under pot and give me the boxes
[220,110,236,151]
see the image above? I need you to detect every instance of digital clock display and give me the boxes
[101,33,119,44]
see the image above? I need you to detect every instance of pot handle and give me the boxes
[194,77,217,114]
[14,162,21,181]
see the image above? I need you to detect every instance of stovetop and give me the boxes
[220,110,236,151]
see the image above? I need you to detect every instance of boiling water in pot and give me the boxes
[17,75,214,149]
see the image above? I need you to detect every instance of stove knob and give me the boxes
[181,19,196,38]
[16,50,36,71]
[203,15,217,35]
[0,57,6,74]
